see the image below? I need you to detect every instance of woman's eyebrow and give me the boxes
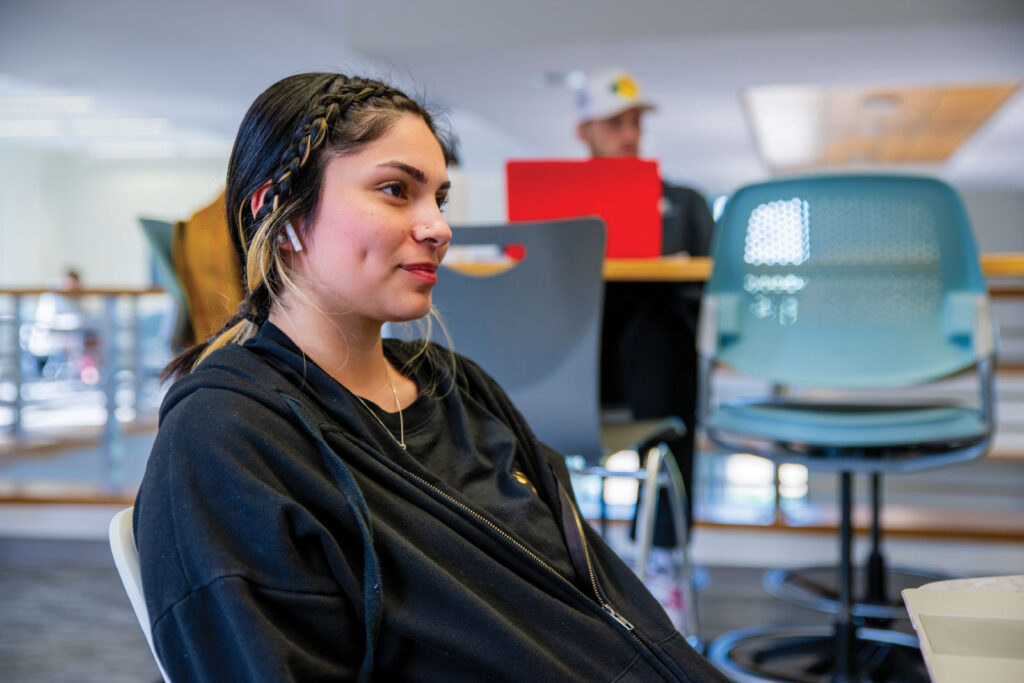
[378,161,426,183]
[378,160,451,190]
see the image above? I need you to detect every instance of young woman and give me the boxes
[134,72,726,682]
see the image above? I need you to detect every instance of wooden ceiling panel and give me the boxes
[746,82,1020,170]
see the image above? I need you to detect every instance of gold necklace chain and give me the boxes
[352,365,406,450]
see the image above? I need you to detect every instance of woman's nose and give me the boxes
[415,210,452,247]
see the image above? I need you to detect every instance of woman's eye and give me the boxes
[382,182,406,199]
[437,194,449,210]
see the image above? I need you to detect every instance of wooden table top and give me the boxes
[602,253,1024,282]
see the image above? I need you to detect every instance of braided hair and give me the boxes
[163,73,454,380]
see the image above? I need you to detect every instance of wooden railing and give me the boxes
[1,252,1021,499]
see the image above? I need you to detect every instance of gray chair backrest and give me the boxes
[397,217,607,459]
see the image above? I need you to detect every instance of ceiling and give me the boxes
[745,82,1020,170]
[1,0,1023,196]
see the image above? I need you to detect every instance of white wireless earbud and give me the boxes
[283,221,303,252]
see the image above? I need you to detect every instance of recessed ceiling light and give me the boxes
[531,70,587,89]
[90,140,177,159]
[0,119,62,137]
[861,93,901,115]
[70,118,171,136]
[0,95,94,115]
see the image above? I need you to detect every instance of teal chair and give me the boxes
[700,174,995,681]
[139,218,191,352]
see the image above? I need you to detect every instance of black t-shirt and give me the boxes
[261,323,576,581]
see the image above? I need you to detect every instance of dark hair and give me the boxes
[164,72,454,380]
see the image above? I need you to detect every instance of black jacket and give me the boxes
[134,326,726,681]
[660,183,714,259]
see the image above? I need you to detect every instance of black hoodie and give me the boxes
[134,324,726,682]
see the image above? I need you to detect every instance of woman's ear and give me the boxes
[576,121,591,145]
[250,180,273,220]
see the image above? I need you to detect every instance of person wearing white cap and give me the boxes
[573,70,712,252]
[576,71,714,629]
[575,71,655,157]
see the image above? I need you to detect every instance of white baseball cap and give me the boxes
[575,70,656,123]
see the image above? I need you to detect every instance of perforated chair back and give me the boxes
[109,507,172,682]
[393,217,607,459]
[702,174,991,389]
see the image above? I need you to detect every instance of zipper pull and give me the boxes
[603,603,635,631]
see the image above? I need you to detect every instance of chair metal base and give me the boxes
[634,563,711,591]
[693,564,712,593]
[708,472,930,682]
[572,440,702,642]
[763,565,952,621]
[707,623,927,683]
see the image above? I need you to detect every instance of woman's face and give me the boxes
[289,112,451,327]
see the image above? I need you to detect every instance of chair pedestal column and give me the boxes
[864,473,887,607]
[834,471,856,681]
[764,472,952,622]
[707,471,927,682]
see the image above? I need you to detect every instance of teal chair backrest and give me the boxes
[703,174,990,389]
[139,219,184,302]
[392,217,607,458]
[139,218,191,351]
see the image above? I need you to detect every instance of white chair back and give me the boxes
[109,506,172,682]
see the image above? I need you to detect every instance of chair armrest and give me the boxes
[600,417,685,456]
[697,294,741,357]
[941,292,995,359]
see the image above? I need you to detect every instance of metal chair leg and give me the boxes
[637,443,700,646]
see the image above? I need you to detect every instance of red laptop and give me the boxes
[506,157,662,258]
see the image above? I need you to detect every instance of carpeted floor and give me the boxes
[0,539,161,683]
[5,538,929,682]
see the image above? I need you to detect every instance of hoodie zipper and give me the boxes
[567,495,638,634]
[403,468,645,644]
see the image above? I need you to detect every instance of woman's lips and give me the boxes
[401,263,438,284]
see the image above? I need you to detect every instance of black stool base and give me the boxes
[764,566,953,620]
[707,623,928,683]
